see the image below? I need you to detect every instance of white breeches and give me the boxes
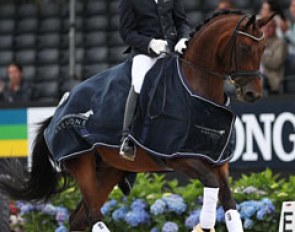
[131,54,159,93]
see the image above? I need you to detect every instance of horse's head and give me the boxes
[183,11,274,104]
[219,13,274,103]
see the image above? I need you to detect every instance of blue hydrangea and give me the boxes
[162,222,179,232]
[256,208,268,220]
[256,199,275,221]
[243,186,258,194]
[163,194,187,215]
[19,203,35,215]
[185,209,201,229]
[131,199,147,211]
[41,204,57,216]
[151,199,167,215]
[216,206,225,223]
[55,207,69,223]
[101,200,117,216]
[55,225,68,232]
[150,227,160,232]
[125,209,150,227]
[185,214,199,229]
[112,206,129,221]
[244,218,254,229]
[238,200,258,219]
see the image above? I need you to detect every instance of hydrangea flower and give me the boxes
[243,186,266,195]
[238,200,258,219]
[41,204,57,216]
[244,218,254,229]
[55,207,69,223]
[256,198,275,220]
[185,214,199,229]
[18,203,34,215]
[162,194,187,215]
[150,227,160,232]
[112,206,129,221]
[101,200,117,216]
[131,199,147,211]
[55,225,68,232]
[125,209,150,227]
[150,199,166,215]
[162,222,179,232]
[215,206,225,223]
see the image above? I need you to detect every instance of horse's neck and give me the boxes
[182,32,226,105]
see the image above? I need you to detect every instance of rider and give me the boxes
[119,0,190,161]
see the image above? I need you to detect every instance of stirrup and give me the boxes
[119,137,136,161]
[192,224,215,232]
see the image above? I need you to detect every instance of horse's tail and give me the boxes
[0,117,68,201]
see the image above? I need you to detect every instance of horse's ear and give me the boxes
[244,15,256,30]
[256,13,276,28]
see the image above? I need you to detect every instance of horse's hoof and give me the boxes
[192,224,215,232]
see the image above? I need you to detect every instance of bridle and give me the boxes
[179,14,264,86]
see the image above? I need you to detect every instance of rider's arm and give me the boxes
[172,0,190,40]
[119,0,153,54]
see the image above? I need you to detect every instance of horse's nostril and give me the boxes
[246,91,255,99]
[245,91,261,102]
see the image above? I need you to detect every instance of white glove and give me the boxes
[149,39,168,55]
[174,38,188,54]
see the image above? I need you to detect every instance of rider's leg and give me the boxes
[119,54,157,161]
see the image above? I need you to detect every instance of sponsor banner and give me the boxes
[231,99,295,170]
[0,109,27,157]
[0,107,55,158]
[279,202,295,232]
[0,98,294,171]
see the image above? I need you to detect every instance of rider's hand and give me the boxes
[174,38,188,54]
[149,39,168,55]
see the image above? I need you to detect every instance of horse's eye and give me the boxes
[239,44,251,53]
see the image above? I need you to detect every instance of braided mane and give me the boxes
[189,9,245,38]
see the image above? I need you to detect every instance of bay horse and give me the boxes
[0,10,274,232]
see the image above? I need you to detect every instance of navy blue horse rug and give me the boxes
[44,56,236,165]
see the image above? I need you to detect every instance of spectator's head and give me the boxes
[260,0,285,20]
[217,0,234,10]
[7,63,23,86]
[262,19,277,38]
[290,0,295,19]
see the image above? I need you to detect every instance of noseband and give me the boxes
[181,14,264,85]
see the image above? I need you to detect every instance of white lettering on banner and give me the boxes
[232,112,295,162]
[273,113,295,162]
[230,117,244,162]
[243,114,274,161]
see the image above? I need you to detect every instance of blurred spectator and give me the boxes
[259,0,287,38]
[282,0,295,75]
[260,0,285,20]
[261,20,288,94]
[217,0,235,10]
[0,64,32,102]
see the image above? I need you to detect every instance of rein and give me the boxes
[178,14,264,85]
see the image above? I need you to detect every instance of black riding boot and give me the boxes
[119,86,138,161]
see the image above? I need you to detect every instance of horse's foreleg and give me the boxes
[217,163,243,232]
[166,159,219,232]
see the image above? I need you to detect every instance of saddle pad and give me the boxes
[44,56,236,164]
